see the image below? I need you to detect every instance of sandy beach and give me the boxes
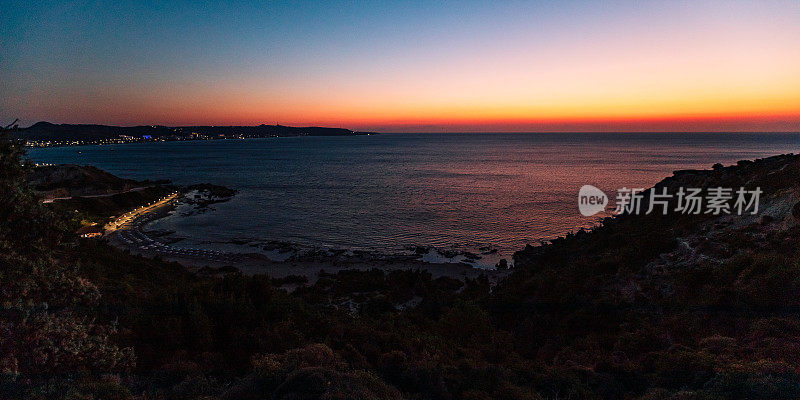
[105,195,509,283]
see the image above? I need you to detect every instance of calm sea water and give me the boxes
[27,133,800,263]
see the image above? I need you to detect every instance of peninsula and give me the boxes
[14,121,376,147]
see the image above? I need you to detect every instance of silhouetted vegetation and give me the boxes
[2,125,799,398]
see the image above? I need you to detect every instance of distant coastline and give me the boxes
[27,132,798,259]
[13,121,377,147]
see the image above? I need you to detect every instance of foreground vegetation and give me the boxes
[1,130,799,399]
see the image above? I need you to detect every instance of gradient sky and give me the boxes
[2,0,799,132]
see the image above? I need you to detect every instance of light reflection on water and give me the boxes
[28,132,800,265]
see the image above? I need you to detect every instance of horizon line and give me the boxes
[15,120,800,134]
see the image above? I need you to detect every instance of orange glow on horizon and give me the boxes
[7,1,799,133]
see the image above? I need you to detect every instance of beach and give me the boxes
[104,193,509,282]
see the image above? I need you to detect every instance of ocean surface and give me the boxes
[28,132,800,267]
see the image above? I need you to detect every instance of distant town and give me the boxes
[14,121,375,147]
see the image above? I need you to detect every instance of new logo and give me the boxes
[578,185,608,216]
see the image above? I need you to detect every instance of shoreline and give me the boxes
[104,195,510,282]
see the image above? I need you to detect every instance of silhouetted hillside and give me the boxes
[494,153,800,398]
[15,121,373,143]
[27,164,149,197]
[4,120,800,399]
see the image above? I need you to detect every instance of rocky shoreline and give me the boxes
[105,186,510,283]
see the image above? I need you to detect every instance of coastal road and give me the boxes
[104,191,180,233]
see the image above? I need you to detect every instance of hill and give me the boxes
[3,123,800,399]
[15,121,374,145]
[27,164,156,198]
[494,153,800,398]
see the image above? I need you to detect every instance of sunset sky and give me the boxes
[2,0,799,132]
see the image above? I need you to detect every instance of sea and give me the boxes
[27,132,800,267]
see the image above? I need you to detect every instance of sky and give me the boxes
[1,0,799,132]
